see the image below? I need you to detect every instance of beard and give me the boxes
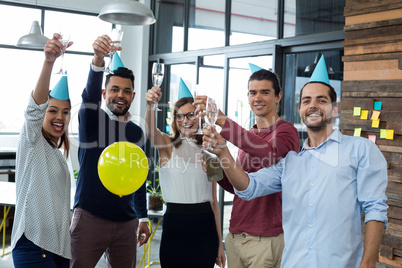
[302,109,332,132]
[107,101,129,116]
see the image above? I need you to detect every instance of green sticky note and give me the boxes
[386,129,394,140]
[354,128,362,137]
[374,101,382,110]
[353,107,361,116]
[380,129,387,139]
[360,110,368,120]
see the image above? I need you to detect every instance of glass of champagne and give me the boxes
[204,96,219,151]
[104,29,124,74]
[151,62,164,111]
[56,31,70,75]
[193,84,205,135]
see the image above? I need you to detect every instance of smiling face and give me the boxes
[298,83,338,132]
[248,79,282,119]
[102,76,135,116]
[175,103,199,137]
[42,98,71,144]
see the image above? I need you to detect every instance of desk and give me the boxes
[137,209,164,268]
[0,181,16,257]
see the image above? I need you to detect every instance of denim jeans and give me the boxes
[12,234,69,268]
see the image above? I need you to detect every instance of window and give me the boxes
[230,0,277,45]
[0,3,111,134]
[188,1,225,50]
[284,0,345,38]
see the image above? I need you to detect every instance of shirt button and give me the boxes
[311,184,314,187]
[312,164,315,168]
[309,203,313,206]
[242,233,246,238]
[310,246,313,249]
[309,225,313,228]
[42,254,46,258]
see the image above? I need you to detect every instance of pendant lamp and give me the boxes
[98,0,156,25]
[16,20,49,49]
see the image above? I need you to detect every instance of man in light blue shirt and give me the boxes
[204,56,388,268]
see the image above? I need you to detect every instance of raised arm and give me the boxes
[33,33,72,105]
[145,87,171,152]
[202,126,250,191]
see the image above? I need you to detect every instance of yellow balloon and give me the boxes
[98,141,149,197]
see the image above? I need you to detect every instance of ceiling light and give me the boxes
[16,21,49,49]
[98,0,156,25]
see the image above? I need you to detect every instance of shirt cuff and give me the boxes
[91,62,105,72]
[139,218,148,223]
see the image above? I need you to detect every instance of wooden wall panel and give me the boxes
[343,1,402,267]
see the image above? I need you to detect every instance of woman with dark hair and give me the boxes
[145,87,226,268]
[11,33,73,268]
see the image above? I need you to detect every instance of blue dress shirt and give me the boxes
[235,130,388,268]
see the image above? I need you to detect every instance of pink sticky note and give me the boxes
[368,135,376,143]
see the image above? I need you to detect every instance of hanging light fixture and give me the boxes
[16,20,49,49]
[98,0,156,25]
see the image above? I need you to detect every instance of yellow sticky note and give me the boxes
[353,107,361,116]
[354,128,362,137]
[386,130,394,140]
[372,118,380,128]
[371,110,380,121]
[380,129,387,139]
[360,110,368,120]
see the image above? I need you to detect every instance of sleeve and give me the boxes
[82,65,104,104]
[133,181,148,219]
[356,140,388,225]
[23,93,49,145]
[235,158,284,201]
[133,134,148,219]
[220,118,300,160]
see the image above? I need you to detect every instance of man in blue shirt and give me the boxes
[204,56,388,268]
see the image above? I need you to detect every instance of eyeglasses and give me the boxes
[175,112,196,122]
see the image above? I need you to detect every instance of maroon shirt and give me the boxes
[219,119,300,236]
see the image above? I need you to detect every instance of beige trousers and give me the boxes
[225,232,284,268]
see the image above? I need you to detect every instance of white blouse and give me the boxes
[159,139,213,204]
[11,94,71,259]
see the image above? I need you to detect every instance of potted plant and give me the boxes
[147,167,163,211]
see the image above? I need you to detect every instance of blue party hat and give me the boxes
[309,55,330,85]
[111,53,124,71]
[50,76,69,100]
[178,78,193,99]
[248,63,263,74]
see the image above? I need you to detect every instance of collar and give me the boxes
[251,119,282,133]
[101,105,132,122]
[301,129,341,153]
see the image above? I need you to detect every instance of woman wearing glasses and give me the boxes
[145,86,226,268]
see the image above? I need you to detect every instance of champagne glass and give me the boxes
[204,97,219,150]
[104,29,124,74]
[151,62,164,111]
[56,31,70,75]
[193,84,205,135]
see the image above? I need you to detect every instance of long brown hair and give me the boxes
[42,96,71,158]
[170,97,203,148]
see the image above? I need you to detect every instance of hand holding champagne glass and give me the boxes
[104,29,124,74]
[56,30,70,75]
[151,62,164,111]
[204,97,219,150]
